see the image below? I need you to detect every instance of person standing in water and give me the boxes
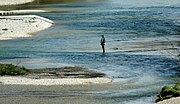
[100,35,105,53]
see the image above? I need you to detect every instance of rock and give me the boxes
[28,67,106,79]
[2,28,8,31]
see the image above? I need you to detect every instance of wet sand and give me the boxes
[0,83,120,104]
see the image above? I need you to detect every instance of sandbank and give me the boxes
[0,10,50,15]
[0,0,34,6]
[0,15,53,40]
[157,97,180,104]
[0,76,112,85]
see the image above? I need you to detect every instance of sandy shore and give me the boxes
[0,0,34,6]
[157,97,180,104]
[0,76,112,85]
[0,15,53,40]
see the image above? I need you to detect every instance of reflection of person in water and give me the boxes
[100,35,105,53]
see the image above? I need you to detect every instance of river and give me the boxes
[0,0,180,104]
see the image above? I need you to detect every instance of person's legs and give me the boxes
[102,44,105,53]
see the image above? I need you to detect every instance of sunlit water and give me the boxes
[0,0,180,103]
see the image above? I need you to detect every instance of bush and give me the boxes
[156,83,180,102]
[0,63,29,76]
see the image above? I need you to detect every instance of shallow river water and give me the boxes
[0,0,180,104]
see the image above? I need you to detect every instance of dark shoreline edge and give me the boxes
[0,63,106,79]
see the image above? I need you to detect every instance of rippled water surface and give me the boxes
[0,0,180,104]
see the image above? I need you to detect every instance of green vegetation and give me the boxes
[0,64,29,76]
[156,82,180,102]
